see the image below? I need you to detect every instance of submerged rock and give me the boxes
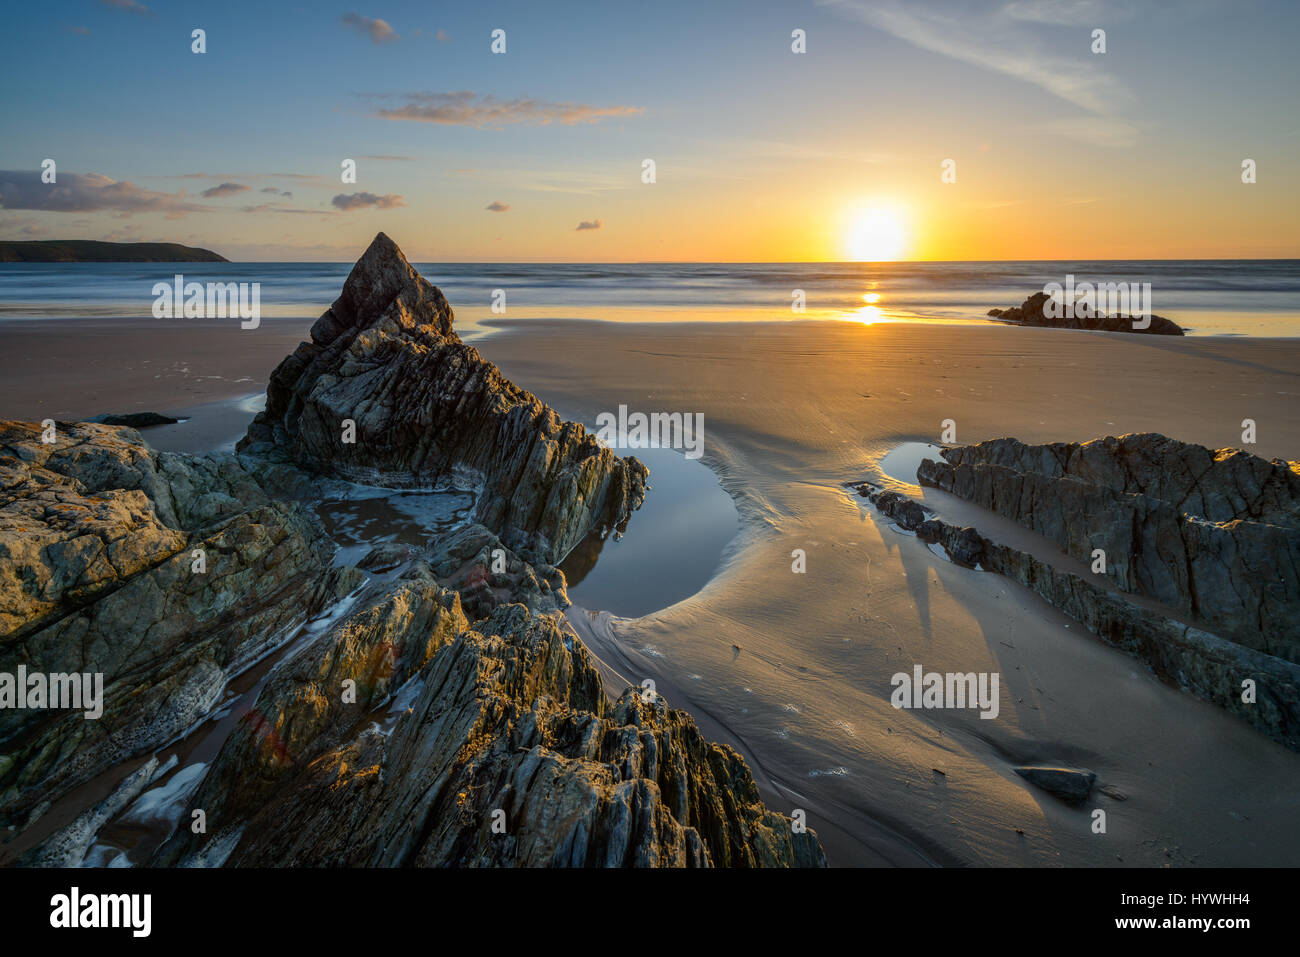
[988,290,1184,336]
[240,232,647,566]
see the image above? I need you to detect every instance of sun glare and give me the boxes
[847,208,906,262]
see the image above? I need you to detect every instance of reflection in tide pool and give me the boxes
[560,444,737,618]
[877,442,947,487]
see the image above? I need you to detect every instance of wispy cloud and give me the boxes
[485,201,510,212]
[0,170,202,216]
[575,219,603,231]
[1034,115,1138,148]
[342,13,398,44]
[239,204,334,216]
[822,0,1133,120]
[260,187,293,197]
[332,192,405,210]
[370,91,643,127]
[200,182,251,199]
[1002,0,1113,26]
[100,0,151,15]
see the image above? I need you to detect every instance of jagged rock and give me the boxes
[918,434,1300,658]
[0,422,360,830]
[424,523,569,619]
[0,238,824,869]
[988,290,1184,335]
[870,489,931,531]
[239,232,647,566]
[1014,766,1096,805]
[852,471,1300,749]
[156,584,824,868]
[356,542,416,573]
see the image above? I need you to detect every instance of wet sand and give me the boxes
[3,315,1299,867]
[480,319,1300,867]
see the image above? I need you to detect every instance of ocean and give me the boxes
[1,260,1298,337]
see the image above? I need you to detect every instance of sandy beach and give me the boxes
[4,314,1297,867]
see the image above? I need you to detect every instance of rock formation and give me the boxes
[154,567,823,868]
[240,232,647,566]
[851,432,1300,749]
[0,235,823,868]
[988,290,1184,335]
[918,434,1300,657]
[0,421,360,833]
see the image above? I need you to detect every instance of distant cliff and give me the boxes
[0,240,228,262]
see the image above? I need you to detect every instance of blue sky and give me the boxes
[1,0,1297,260]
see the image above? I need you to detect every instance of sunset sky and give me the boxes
[1,0,1296,261]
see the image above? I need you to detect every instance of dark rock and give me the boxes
[989,290,1184,335]
[1014,766,1097,805]
[871,489,931,531]
[918,434,1300,658]
[356,542,417,573]
[90,412,179,428]
[850,466,1300,749]
[945,526,985,567]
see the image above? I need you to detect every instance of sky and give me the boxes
[1,0,1297,261]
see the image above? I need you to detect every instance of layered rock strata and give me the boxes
[239,232,647,566]
[917,434,1300,657]
[2,235,822,868]
[851,432,1300,749]
[0,421,360,831]
[155,565,825,868]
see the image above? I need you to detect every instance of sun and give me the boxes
[847,208,906,262]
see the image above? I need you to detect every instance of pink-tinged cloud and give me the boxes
[575,219,603,231]
[331,192,406,211]
[486,201,509,212]
[201,182,251,198]
[372,91,643,127]
[0,170,203,215]
[342,13,398,44]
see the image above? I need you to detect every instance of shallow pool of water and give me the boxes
[560,445,737,618]
[148,397,738,617]
[314,486,477,566]
[877,442,947,486]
